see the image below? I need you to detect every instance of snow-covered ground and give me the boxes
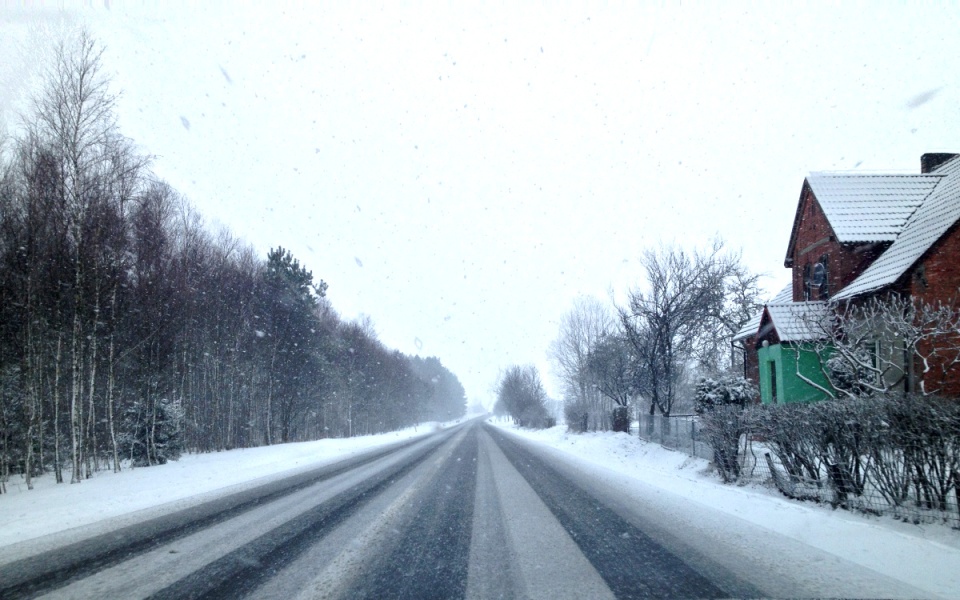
[0,422,450,551]
[490,418,960,599]
[4,417,959,597]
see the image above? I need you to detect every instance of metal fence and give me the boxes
[741,438,958,528]
[635,414,713,461]
[634,412,959,528]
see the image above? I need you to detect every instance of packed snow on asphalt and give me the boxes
[2,417,959,598]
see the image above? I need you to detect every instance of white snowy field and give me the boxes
[0,422,450,552]
[490,418,960,599]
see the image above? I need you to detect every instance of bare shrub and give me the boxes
[744,394,960,522]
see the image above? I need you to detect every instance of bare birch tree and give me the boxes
[30,29,119,483]
[549,296,614,430]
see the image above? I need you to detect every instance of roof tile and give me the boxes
[807,173,943,243]
[835,156,960,299]
[765,302,828,342]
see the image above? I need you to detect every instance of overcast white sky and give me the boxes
[3,2,960,405]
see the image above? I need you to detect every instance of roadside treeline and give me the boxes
[493,365,555,429]
[497,242,763,431]
[0,32,465,491]
[548,242,763,432]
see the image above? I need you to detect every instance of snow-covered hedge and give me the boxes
[708,394,960,523]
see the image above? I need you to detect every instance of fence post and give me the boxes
[690,418,696,455]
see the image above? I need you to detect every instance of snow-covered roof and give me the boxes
[835,155,960,299]
[734,284,828,343]
[732,284,793,342]
[737,156,960,341]
[765,301,828,342]
[732,312,762,343]
[767,283,794,305]
[806,173,943,243]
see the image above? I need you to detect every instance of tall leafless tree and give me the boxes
[619,240,754,416]
[496,365,551,428]
[549,296,614,430]
[29,30,125,482]
[699,261,765,373]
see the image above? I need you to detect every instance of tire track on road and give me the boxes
[351,426,478,599]
[486,425,730,599]
[144,431,457,599]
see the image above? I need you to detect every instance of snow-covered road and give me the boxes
[499,421,960,599]
[1,418,958,598]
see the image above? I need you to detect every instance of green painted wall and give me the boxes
[757,342,833,404]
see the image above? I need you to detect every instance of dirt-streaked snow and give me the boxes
[490,419,960,599]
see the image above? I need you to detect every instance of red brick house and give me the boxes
[735,153,960,402]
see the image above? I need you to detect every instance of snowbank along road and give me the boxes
[0,419,936,599]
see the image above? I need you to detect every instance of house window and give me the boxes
[769,361,778,403]
[812,255,829,300]
[914,264,928,289]
[802,264,812,300]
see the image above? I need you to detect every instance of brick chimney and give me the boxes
[921,153,959,173]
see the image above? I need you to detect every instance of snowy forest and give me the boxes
[0,32,466,490]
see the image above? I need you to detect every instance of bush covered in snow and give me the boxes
[693,375,757,415]
[119,398,184,467]
[694,376,758,483]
